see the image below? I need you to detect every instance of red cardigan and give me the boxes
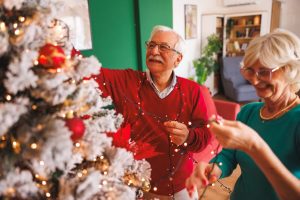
[95,68,217,196]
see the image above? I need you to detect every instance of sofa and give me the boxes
[221,56,259,102]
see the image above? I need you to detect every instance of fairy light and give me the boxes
[211,150,215,155]
[153,186,157,191]
[102,180,108,185]
[218,162,223,166]
[0,22,5,31]
[98,184,102,189]
[66,55,71,59]
[5,94,12,101]
[45,192,51,198]
[39,160,45,166]
[14,29,20,35]
[211,183,215,187]
[100,155,104,159]
[18,16,25,22]
[34,60,39,65]
[103,171,108,175]
[82,169,88,175]
[35,174,40,179]
[77,172,83,178]
[42,180,47,185]
[32,105,37,110]
[13,23,18,28]
[183,142,187,147]
[75,142,81,147]
[56,68,62,73]
[31,143,37,149]
[174,148,179,152]
[78,54,83,59]
[36,124,43,131]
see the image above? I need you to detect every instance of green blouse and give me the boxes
[212,102,300,200]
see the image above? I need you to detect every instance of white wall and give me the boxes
[173,0,273,78]
[173,0,202,78]
[280,0,300,37]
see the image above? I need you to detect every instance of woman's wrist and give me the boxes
[245,135,267,156]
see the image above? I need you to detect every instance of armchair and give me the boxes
[221,56,259,102]
[193,99,240,163]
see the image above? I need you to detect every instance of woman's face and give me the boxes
[241,60,289,101]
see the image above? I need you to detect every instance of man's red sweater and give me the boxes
[95,68,217,196]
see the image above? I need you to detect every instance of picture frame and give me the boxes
[57,0,93,50]
[184,4,197,39]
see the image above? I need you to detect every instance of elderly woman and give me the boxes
[186,29,300,200]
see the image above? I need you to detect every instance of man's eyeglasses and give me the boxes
[145,41,181,54]
[240,66,282,81]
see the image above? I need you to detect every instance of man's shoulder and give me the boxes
[177,76,199,88]
[177,77,208,93]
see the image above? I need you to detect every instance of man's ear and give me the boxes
[174,53,183,68]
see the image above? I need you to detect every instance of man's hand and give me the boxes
[164,121,189,146]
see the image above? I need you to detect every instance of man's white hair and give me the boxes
[148,25,186,55]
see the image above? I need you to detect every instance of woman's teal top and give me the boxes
[211,102,300,200]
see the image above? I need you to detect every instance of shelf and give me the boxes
[232,24,260,28]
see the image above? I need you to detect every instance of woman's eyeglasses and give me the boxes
[240,66,282,81]
[145,41,181,54]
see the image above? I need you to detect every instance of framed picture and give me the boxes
[184,4,197,39]
[57,0,92,50]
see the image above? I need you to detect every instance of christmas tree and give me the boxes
[0,0,151,199]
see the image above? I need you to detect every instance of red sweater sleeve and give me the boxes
[184,85,218,153]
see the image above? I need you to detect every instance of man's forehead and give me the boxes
[151,31,177,43]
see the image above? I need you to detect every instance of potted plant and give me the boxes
[193,34,222,84]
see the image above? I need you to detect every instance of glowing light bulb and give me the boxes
[31,143,37,149]
[75,142,81,147]
[5,95,12,101]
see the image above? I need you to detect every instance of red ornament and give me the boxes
[65,117,85,141]
[38,43,66,69]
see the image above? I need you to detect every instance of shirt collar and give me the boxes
[146,69,177,99]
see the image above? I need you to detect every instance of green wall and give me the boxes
[82,0,172,71]
[138,0,173,70]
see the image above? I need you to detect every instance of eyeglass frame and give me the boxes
[145,41,181,54]
[240,65,283,81]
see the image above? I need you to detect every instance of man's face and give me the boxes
[146,31,182,75]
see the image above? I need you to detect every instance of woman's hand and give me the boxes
[210,119,262,153]
[186,162,222,197]
[164,121,189,146]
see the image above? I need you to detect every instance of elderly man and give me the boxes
[95,25,216,199]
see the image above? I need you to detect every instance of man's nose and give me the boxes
[150,45,160,54]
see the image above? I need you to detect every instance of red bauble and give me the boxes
[65,117,85,141]
[38,43,66,69]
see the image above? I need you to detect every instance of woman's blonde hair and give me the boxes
[243,29,300,92]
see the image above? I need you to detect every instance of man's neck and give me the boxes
[151,71,173,92]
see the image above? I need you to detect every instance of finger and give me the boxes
[164,121,186,129]
[194,163,211,187]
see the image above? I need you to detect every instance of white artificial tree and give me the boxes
[0,0,151,199]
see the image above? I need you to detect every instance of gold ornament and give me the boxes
[123,172,151,192]
[0,136,7,149]
[94,156,110,173]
